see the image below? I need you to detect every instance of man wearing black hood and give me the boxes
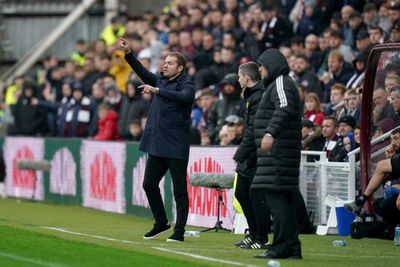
[207,73,245,144]
[253,48,303,259]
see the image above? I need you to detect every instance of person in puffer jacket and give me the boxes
[253,48,303,260]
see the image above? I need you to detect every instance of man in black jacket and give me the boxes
[253,48,303,259]
[120,38,195,242]
[232,62,267,249]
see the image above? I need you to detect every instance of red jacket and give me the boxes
[94,110,122,141]
[304,111,325,127]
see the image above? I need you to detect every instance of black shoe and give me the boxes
[240,241,270,250]
[143,224,171,240]
[166,232,184,242]
[234,235,253,247]
[254,250,302,259]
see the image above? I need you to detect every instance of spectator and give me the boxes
[378,3,392,34]
[128,119,143,141]
[328,30,354,64]
[321,50,353,103]
[207,73,245,144]
[354,29,372,55]
[100,16,126,46]
[302,119,325,162]
[389,86,400,126]
[94,103,121,141]
[62,82,94,137]
[342,88,361,124]
[303,92,325,127]
[348,10,367,50]
[369,26,385,46]
[118,80,149,139]
[338,115,356,137]
[70,39,87,66]
[256,2,292,51]
[346,51,367,90]
[296,1,321,37]
[325,83,346,118]
[321,116,345,161]
[294,55,322,98]
[373,87,397,125]
[109,50,132,93]
[10,80,47,136]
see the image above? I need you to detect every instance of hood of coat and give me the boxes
[257,48,289,85]
[100,110,118,123]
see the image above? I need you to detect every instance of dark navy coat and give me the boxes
[125,53,195,159]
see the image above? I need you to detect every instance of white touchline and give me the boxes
[42,227,168,247]
[42,227,255,266]
[0,251,68,267]
[42,227,142,245]
[152,247,257,267]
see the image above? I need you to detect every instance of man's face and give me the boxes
[391,132,400,153]
[328,56,342,73]
[163,55,182,78]
[330,89,343,104]
[369,29,382,44]
[385,78,399,93]
[294,58,308,74]
[322,119,337,139]
[390,90,400,112]
[238,70,248,89]
[345,93,358,109]
[338,122,353,136]
[373,89,387,108]
[201,95,214,110]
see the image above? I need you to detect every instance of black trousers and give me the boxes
[252,190,301,256]
[258,189,301,256]
[373,196,400,238]
[251,189,271,243]
[234,174,258,239]
[142,154,189,234]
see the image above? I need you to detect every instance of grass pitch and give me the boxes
[0,198,398,267]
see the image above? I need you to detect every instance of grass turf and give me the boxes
[0,198,398,267]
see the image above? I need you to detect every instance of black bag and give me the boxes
[350,216,387,239]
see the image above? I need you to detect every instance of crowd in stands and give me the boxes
[1,0,400,162]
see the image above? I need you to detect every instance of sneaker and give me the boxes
[240,241,270,250]
[166,232,184,242]
[234,235,253,247]
[143,224,171,240]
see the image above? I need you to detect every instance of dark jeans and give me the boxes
[234,174,258,239]
[142,154,189,235]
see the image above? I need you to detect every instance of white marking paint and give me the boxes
[152,246,257,267]
[42,227,254,266]
[42,227,142,245]
[0,251,67,267]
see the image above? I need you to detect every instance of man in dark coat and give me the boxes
[253,48,303,259]
[120,38,195,242]
[232,62,267,249]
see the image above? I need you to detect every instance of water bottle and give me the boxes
[267,260,280,267]
[395,225,400,246]
[184,230,200,237]
[332,240,347,247]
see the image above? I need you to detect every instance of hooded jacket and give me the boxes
[252,48,302,192]
[207,73,245,144]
